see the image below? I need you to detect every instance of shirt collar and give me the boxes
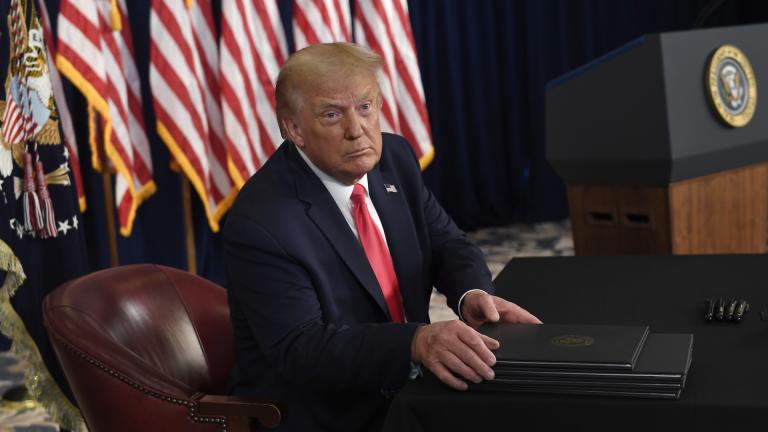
[297,146,370,207]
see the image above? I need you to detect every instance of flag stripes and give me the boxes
[56,0,155,236]
[293,0,352,49]
[220,0,288,186]
[56,0,108,137]
[47,1,434,233]
[354,0,433,168]
[150,0,235,232]
[1,97,25,149]
[98,0,156,235]
[37,0,86,211]
[2,3,39,154]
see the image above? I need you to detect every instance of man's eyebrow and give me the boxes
[315,92,377,110]
[317,100,344,110]
[357,91,377,102]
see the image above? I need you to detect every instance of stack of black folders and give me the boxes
[471,324,693,400]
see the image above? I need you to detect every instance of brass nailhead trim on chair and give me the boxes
[52,332,230,431]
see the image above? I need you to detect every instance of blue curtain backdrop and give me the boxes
[38,0,768,284]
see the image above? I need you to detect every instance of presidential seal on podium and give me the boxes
[707,44,757,127]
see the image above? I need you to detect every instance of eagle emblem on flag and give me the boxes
[1,0,69,239]
[1,0,61,179]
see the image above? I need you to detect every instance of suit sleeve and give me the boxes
[224,213,421,392]
[424,183,495,312]
[394,137,495,313]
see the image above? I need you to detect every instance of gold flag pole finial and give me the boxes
[185,0,194,9]
[109,0,122,31]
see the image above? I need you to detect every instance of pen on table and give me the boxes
[715,298,725,321]
[734,300,749,322]
[705,298,714,322]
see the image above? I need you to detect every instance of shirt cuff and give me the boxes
[457,289,485,322]
[409,362,423,380]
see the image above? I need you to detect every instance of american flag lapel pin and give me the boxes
[384,183,398,193]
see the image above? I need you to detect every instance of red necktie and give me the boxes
[350,183,405,323]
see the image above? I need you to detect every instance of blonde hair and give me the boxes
[275,42,382,136]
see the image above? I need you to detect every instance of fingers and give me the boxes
[457,329,497,366]
[429,362,469,391]
[509,306,542,324]
[463,291,501,328]
[479,333,500,350]
[453,338,495,382]
[495,298,543,324]
[478,294,500,322]
[413,321,502,391]
[524,310,543,324]
[440,350,483,384]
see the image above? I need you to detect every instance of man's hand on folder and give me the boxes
[461,291,542,329]
[410,293,541,391]
[411,320,499,390]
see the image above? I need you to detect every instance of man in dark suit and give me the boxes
[223,42,540,431]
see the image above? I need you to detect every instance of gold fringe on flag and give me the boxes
[0,240,86,431]
[109,0,121,31]
[44,163,72,186]
[0,240,24,298]
[185,0,194,9]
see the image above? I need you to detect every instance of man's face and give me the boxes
[284,73,382,185]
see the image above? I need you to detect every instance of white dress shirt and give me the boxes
[297,147,479,323]
[297,148,389,245]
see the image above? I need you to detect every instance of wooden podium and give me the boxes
[547,24,768,255]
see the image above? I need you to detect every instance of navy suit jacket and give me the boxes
[223,133,494,431]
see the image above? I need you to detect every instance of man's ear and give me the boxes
[281,117,304,148]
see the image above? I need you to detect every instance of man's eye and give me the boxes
[360,103,372,111]
[322,112,339,119]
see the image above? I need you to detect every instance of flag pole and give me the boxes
[99,148,119,267]
[180,174,197,274]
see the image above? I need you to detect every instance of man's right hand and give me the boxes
[411,320,499,390]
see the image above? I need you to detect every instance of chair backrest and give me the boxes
[44,264,235,431]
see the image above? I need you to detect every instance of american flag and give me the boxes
[150,0,235,232]
[1,0,35,158]
[56,0,156,236]
[1,1,90,430]
[354,0,434,168]
[292,0,352,49]
[220,0,288,187]
[36,0,86,211]
[1,95,26,154]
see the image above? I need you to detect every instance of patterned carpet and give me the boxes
[0,220,573,430]
[430,220,574,322]
[0,351,58,431]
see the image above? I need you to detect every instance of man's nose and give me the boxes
[343,112,364,140]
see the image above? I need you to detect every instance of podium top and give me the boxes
[547,23,768,184]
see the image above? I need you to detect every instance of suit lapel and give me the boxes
[287,144,391,319]
[368,167,428,322]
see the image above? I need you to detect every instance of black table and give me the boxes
[384,255,768,432]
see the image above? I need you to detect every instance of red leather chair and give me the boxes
[43,264,281,431]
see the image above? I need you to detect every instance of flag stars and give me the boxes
[57,219,72,235]
[72,215,78,230]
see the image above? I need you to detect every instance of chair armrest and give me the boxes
[193,393,282,429]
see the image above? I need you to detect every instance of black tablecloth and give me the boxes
[384,255,768,432]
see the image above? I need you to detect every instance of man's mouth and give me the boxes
[347,147,372,158]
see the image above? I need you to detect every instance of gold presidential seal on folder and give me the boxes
[551,335,594,347]
[706,44,757,127]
